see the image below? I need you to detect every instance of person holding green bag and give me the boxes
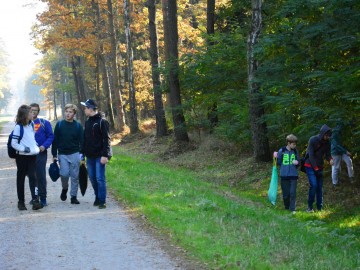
[275,134,299,214]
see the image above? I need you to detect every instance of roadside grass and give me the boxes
[107,140,360,269]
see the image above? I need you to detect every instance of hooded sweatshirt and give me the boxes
[331,123,347,155]
[304,124,332,170]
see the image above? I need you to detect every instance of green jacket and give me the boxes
[331,124,347,155]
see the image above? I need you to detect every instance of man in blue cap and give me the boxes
[81,99,112,209]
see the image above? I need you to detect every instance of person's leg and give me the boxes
[342,154,354,179]
[331,155,341,185]
[36,150,48,203]
[306,167,317,211]
[58,155,70,200]
[280,177,290,210]
[27,155,43,210]
[15,155,27,203]
[68,153,80,203]
[86,158,98,199]
[289,178,298,212]
[95,158,107,206]
[315,170,324,211]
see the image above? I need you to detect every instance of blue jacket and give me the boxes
[277,146,299,178]
[33,118,54,149]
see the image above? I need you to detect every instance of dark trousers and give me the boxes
[16,155,38,202]
[35,150,48,200]
[280,176,298,211]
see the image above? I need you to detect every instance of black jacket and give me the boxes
[305,124,332,170]
[83,113,111,159]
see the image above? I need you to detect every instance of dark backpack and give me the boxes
[7,125,24,159]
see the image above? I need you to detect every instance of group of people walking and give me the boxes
[10,99,111,211]
[275,123,354,214]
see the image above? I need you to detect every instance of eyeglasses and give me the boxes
[31,110,39,113]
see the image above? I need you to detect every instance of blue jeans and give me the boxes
[305,167,323,210]
[86,157,107,204]
[280,177,297,211]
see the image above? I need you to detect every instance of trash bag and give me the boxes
[79,163,88,196]
[48,160,60,182]
[268,157,278,205]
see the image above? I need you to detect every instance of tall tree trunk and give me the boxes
[206,0,218,131]
[247,0,270,162]
[123,0,139,133]
[107,0,126,131]
[70,56,87,123]
[162,0,189,142]
[92,0,116,130]
[147,0,167,137]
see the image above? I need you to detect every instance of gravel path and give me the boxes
[0,121,187,270]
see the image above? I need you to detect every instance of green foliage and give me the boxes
[258,0,360,150]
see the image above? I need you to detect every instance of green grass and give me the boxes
[107,146,360,269]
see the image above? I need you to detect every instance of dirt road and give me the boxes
[0,121,189,270]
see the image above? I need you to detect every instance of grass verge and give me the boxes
[107,145,360,269]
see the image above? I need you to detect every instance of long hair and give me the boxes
[16,105,31,126]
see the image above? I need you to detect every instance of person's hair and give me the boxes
[16,105,31,126]
[286,134,298,144]
[64,104,78,114]
[30,103,40,112]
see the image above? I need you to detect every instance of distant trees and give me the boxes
[0,39,11,111]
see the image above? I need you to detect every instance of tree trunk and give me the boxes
[162,0,189,142]
[247,0,270,162]
[123,0,139,134]
[92,0,116,130]
[106,0,126,131]
[147,0,167,137]
[70,56,87,123]
[206,0,218,131]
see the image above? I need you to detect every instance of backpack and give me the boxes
[7,125,24,158]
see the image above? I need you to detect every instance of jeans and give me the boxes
[87,157,107,204]
[306,167,323,210]
[280,177,297,211]
[332,154,354,185]
[16,155,38,202]
[35,150,48,200]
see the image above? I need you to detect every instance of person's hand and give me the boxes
[292,160,299,165]
[273,151,278,158]
[329,159,334,166]
[100,156,108,165]
[24,147,30,153]
[53,157,58,162]
[346,151,351,156]
[39,146,45,152]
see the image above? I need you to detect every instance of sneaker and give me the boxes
[349,177,355,183]
[71,197,80,204]
[32,200,43,210]
[40,198,48,207]
[93,198,100,206]
[29,199,35,205]
[306,208,314,213]
[18,201,27,211]
[60,189,68,201]
[98,203,106,209]
[291,211,296,215]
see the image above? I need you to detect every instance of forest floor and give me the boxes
[115,120,360,228]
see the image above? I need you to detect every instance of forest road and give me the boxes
[0,121,193,270]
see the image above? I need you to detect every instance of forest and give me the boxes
[3,0,360,161]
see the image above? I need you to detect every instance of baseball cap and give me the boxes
[80,99,98,109]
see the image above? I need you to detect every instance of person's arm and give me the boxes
[42,120,54,149]
[51,122,59,158]
[308,138,319,170]
[100,119,111,158]
[276,148,283,166]
[11,125,27,152]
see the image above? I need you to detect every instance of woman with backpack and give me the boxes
[11,105,42,211]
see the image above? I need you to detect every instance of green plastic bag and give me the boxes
[268,157,278,205]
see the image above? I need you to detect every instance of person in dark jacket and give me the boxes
[276,134,299,214]
[81,99,111,209]
[331,122,354,187]
[30,103,54,207]
[304,124,333,212]
[52,104,84,204]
